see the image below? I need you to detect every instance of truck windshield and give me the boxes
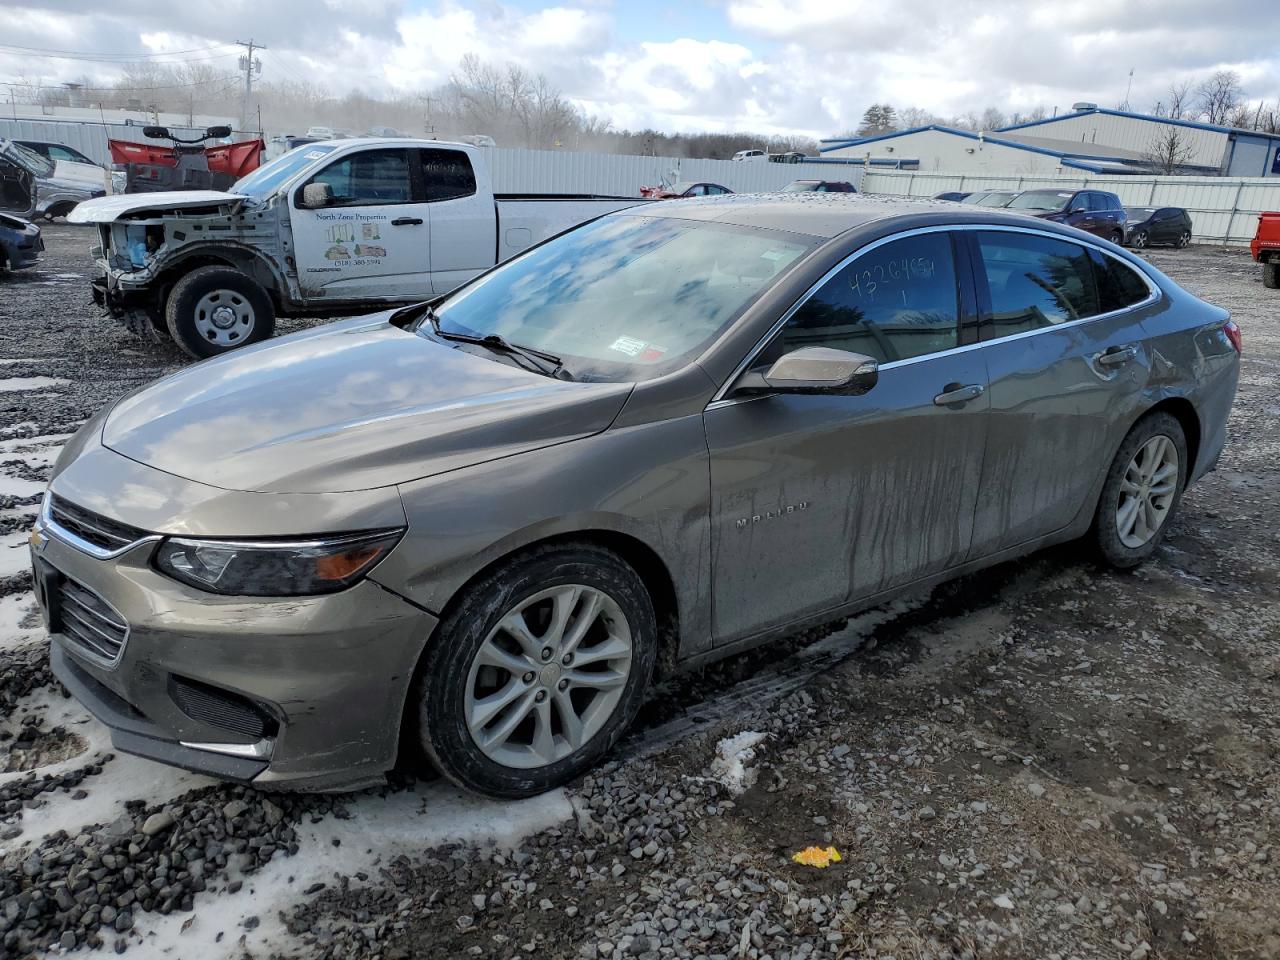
[233,145,337,199]
[430,214,816,382]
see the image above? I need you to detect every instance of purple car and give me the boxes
[0,212,43,273]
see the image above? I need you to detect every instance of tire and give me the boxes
[414,543,657,798]
[1176,230,1191,249]
[1264,261,1280,290]
[164,265,276,359]
[1091,412,1188,570]
[1108,229,1124,245]
[1130,230,1148,249]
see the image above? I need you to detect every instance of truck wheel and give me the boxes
[165,266,276,359]
[1265,262,1280,290]
[413,542,657,798]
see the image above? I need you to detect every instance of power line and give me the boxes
[234,39,265,131]
[0,76,239,92]
[0,42,236,62]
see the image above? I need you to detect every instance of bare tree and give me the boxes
[1196,70,1243,125]
[1142,126,1196,175]
[1167,80,1192,119]
[980,106,1006,130]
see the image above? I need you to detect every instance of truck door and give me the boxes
[290,147,433,301]
[417,147,496,294]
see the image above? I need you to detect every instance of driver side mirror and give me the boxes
[733,347,879,397]
[298,182,335,209]
[1070,205,1088,215]
[206,125,232,139]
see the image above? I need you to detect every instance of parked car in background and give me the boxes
[640,181,733,199]
[70,139,647,358]
[38,195,1239,797]
[1123,207,1193,249]
[306,126,337,140]
[782,180,856,193]
[964,191,1018,207]
[731,149,766,162]
[770,152,807,163]
[0,212,42,273]
[935,191,972,202]
[16,140,98,167]
[1254,211,1280,288]
[0,139,105,220]
[1005,188,1127,243]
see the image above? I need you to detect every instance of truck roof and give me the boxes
[304,137,480,151]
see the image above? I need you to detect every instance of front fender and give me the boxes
[373,415,714,660]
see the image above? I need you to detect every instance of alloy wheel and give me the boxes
[464,584,632,769]
[1177,231,1191,248]
[1116,434,1179,549]
[1132,230,1148,249]
[193,289,256,346]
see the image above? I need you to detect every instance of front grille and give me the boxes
[58,577,129,662]
[170,677,274,738]
[49,495,148,554]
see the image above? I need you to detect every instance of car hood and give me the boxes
[67,190,247,223]
[102,316,634,494]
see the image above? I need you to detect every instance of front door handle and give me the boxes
[933,383,984,406]
[1097,345,1137,367]
[391,216,424,226]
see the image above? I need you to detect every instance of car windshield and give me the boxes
[1007,190,1073,211]
[1127,208,1157,220]
[975,192,1016,206]
[232,144,337,198]
[429,214,815,382]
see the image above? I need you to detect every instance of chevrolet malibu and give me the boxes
[34,195,1241,798]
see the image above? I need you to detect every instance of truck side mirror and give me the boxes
[142,126,170,139]
[299,182,335,209]
[206,126,233,139]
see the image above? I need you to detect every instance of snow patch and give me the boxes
[0,377,70,393]
[127,785,573,958]
[0,529,35,577]
[710,730,769,796]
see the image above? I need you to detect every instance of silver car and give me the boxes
[34,195,1241,797]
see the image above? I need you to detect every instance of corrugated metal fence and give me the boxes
[0,118,220,167]
[859,170,1280,245]
[485,147,864,196]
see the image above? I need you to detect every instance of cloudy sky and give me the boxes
[3,0,1276,137]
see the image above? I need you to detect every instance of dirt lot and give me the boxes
[0,224,1277,960]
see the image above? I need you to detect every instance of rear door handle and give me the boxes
[1097,345,1137,367]
[933,383,984,406]
[391,217,424,226]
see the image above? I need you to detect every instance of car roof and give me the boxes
[626,192,1034,239]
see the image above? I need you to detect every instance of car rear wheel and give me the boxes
[1176,230,1191,249]
[1108,228,1124,245]
[414,543,657,798]
[1092,412,1187,569]
[1130,230,1149,249]
[164,265,275,359]
[1264,262,1280,289]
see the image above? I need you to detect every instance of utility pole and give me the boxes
[234,39,265,134]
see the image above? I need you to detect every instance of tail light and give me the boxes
[1223,319,1242,355]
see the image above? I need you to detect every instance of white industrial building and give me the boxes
[820,105,1280,178]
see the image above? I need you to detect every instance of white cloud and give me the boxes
[2,0,1277,138]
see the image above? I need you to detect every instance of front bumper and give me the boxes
[32,461,436,792]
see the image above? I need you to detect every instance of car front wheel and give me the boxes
[414,543,657,798]
[1092,412,1187,569]
[1130,230,1149,249]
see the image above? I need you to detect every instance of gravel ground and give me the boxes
[0,225,1276,960]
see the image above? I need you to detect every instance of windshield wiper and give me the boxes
[423,307,571,380]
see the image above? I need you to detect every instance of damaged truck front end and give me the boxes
[70,191,295,353]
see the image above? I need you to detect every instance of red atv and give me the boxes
[1253,211,1280,289]
[109,125,264,194]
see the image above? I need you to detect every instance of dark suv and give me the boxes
[1006,189,1126,243]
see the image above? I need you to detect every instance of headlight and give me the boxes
[152,529,403,596]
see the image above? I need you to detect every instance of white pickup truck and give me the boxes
[69,139,645,357]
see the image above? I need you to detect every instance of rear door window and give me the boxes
[779,232,960,364]
[418,148,477,202]
[1091,250,1152,312]
[975,231,1099,337]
